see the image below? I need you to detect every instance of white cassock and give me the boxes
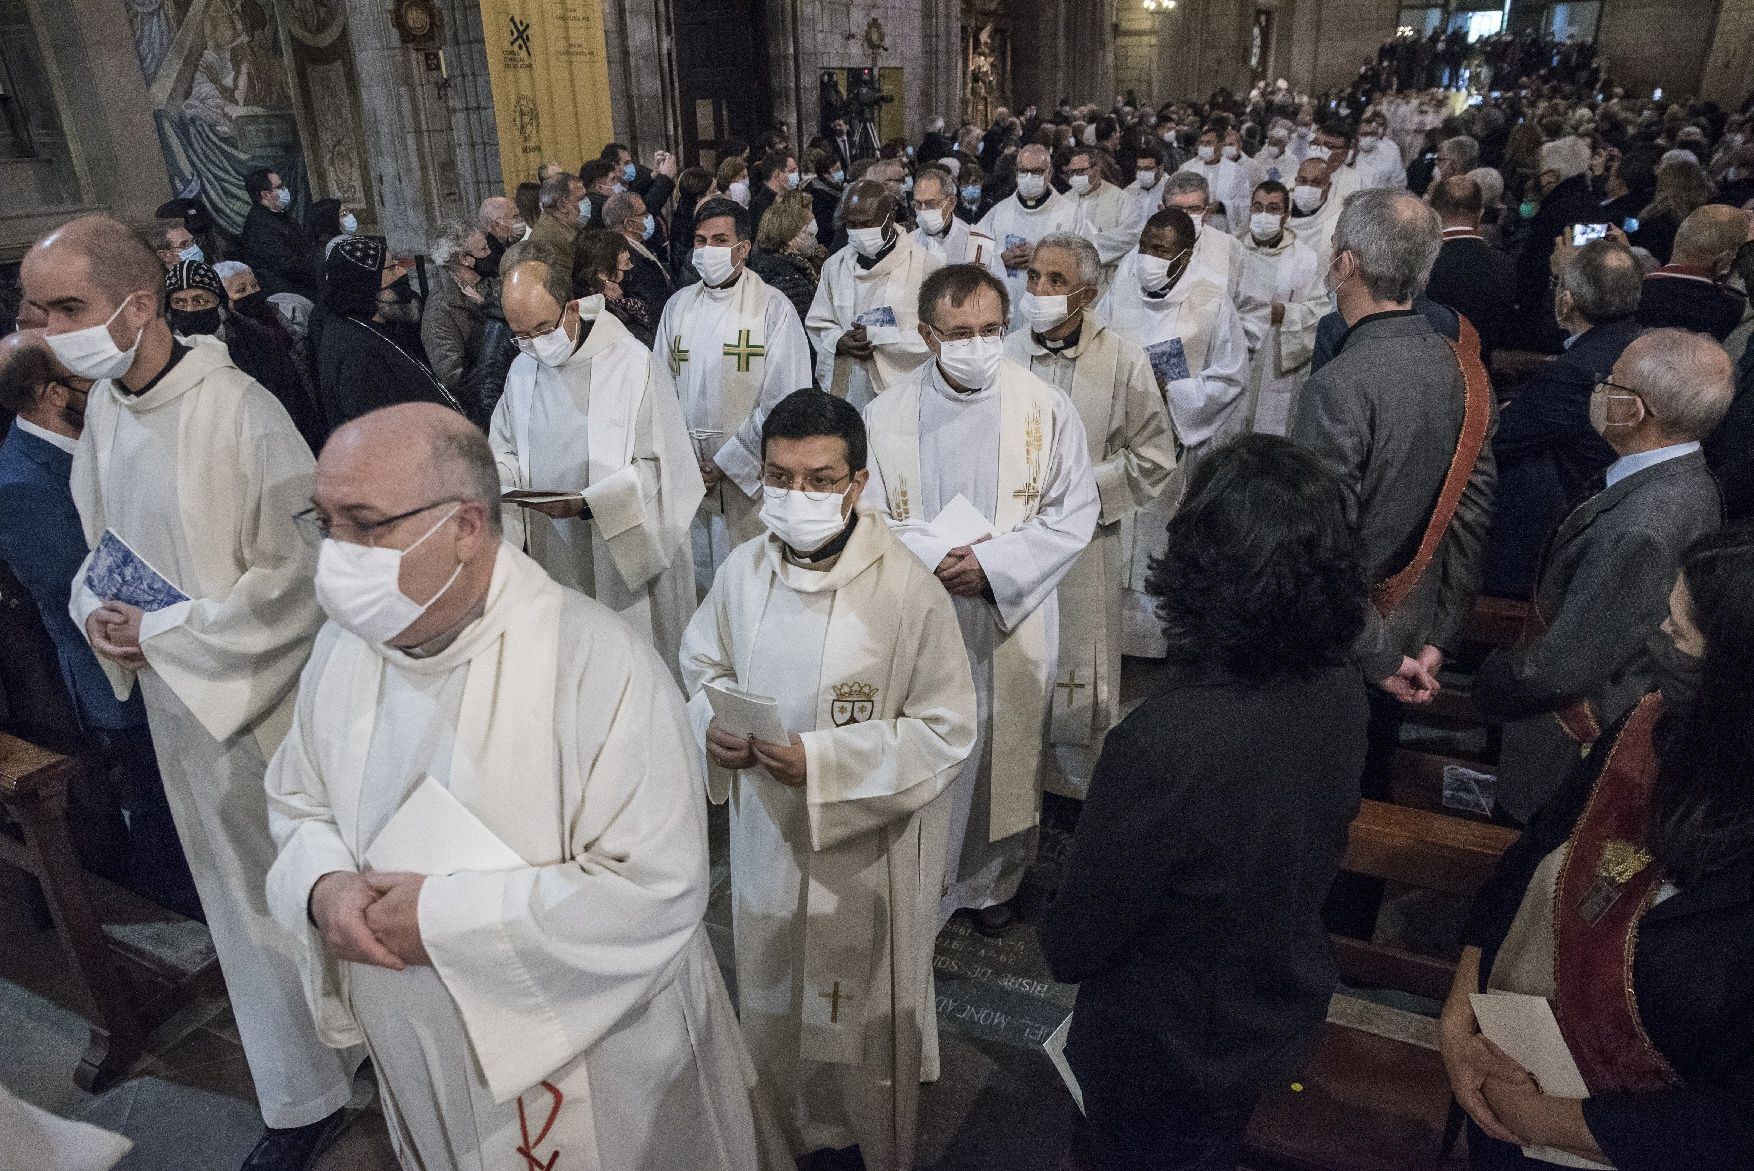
[67,334,357,1128]
[265,545,788,1171]
[1235,228,1324,437]
[1097,257,1249,658]
[1176,158,1251,232]
[1067,182,1138,290]
[1122,175,1166,235]
[1289,195,1344,270]
[913,217,1005,281]
[1189,222,1244,300]
[862,361,1098,922]
[653,265,812,589]
[806,233,941,413]
[977,190,1078,329]
[1349,140,1407,190]
[680,510,977,1169]
[1245,147,1296,190]
[1004,313,1175,797]
[489,302,705,676]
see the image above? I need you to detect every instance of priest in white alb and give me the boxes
[1005,235,1175,797]
[490,260,703,673]
[911,167,1004,279]
[977,145,1077,328]
[1235,180,1324,436]
[1162,172,1243,299]
[652,197,812,586]
[863,265,1099,937]
[24,216,360,1170]
[1064,147,1138,292]
[1099,208,1248,658]
[265,404,787,1171]
[1289,155,1345,270]
[807,179,941,412]
[680,390,977,1171]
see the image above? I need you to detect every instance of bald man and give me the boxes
[807,178,942,411]
[21,215,357,1170]
[1638,203,1752,341]
[491,260,703,673]
[266,404,785,1171]
[977,144,1077,327]
[474,194,526,281]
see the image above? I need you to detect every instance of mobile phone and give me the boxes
[1570,223,1610,246]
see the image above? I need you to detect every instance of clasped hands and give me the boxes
[85,602,148,670]
[1381,644,1444,705]
[310,870,430,970]
[706,719,806,786]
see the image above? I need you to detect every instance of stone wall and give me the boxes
[1596,0,1722,102]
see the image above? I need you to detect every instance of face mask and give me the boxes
[178,243,204,265]
[1221,144,1240,161]
[831,169,845,185]
[1519,200,1538,219]
[847,225,889,258]
[694,244,738,286]
[314,507,462,646]
[1646,628,1702,710]
[642,214,656,240]
[934,332,1004,390]
[1358,134,1380,153]
[273,187,292,211]
[1249,212,1283,241]
[1295,125,1313,139]
[917,206,946,235]
[901,176,914,196]
[340,213,358,236]
[1293,184,1325,213]
[1136,168,1160,188]
[1137,253,1175,292]
[622,162,637,183]
[611,181,626,195]
[1016,173,1047,200]
[44,295,144,382]
[233,290,269,319]
[961,184,980,205]
[728,179,750,206]
[759,488,849,554]
[169,305,222,336]
[1197,145,1217,163]
[786,170,801,189]
[1068,174,1092,196]
[1021,290,1078,332]
[515,311,577,366]
[1262,143,1284,159]
[1307,145,1331,163]
[1590,385,1640,435]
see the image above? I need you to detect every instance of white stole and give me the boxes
[816,238,934,401]
[667,267,771,438]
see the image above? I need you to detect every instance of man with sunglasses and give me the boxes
[1475,329,1731,824]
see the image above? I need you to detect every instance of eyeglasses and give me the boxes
[928,323,1005,343]
[760,470,852,501]
[292,497,461,545]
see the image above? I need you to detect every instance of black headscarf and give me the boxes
[322,234,385,320]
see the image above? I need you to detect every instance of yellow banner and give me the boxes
[477,0,616,191]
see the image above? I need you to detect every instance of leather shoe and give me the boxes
[239,1108,350,1171]
[972,901,1017,937]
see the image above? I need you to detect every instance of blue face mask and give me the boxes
[622,162,637,183]
[179,242,205,265]
[642,214,655,240]
[961,184,980,205]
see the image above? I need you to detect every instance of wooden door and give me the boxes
[672,0,772,168]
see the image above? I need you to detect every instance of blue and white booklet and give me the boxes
[85,530,188,612]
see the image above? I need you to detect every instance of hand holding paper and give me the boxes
[704,683,789,747]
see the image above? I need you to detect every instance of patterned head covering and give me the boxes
[323,234,386,318]
[165,259,226,303]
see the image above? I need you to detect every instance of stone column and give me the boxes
[603,0,680,160]
[1703,0,1754,107]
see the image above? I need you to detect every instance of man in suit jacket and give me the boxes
[1637,204,1749,342]
[503,172,585,280]
[1481,240,1641,598]
[0,332,198,916]
[1514,137,1600,349]
[1426,175,1518,363]
[239,168,323,301]
[601,190,673,320]
[1474,328,1730,823]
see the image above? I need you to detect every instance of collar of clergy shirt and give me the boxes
[854,231,899,270]
[121,340,190,398]
[1034,321,1083,354]
[1017,189,1051,211]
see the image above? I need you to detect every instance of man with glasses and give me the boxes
[1475,329,1730,824]
[489,259,704,675]
[977,144,1076,329]
[23,215,356,1171]
[267,402,784,1171]
[680,389,976,1171]
[911,166,1003,279]
[864,264,1099,937]
[1064,147,1135,293]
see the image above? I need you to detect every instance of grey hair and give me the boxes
[1163,171,1210,201]
[429,222,476,269]
[1438,135,1480,168]
[1032,232,1103,289]
[1560,239,1641,322]
[1467,166,1504,208]
[914,167,955,200]
[1618,327,1733,441]
[538,172,577,211]
[602,190,642,230]
[504,258,571,311]
[1539,135,1592,181]
[430,424,503,535]
[1332,188,1442,303]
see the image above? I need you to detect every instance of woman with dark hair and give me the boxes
[572,228,655,348]
[1040,434,1371,1171]
[1444,522,1754,1171]
[670,166,716,279]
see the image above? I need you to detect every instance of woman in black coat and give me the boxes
[1444,522,1754,1171]
[1040,435,1372,1171]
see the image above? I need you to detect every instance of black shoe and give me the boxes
[239,1108,351,1171]
[972,901,1017,938]
[797,1145,865,1171]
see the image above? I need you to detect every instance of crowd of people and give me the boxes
[1,63,1752,1171]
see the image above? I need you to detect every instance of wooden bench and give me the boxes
[0,733,218,1091]
[1244,799,1519,1171]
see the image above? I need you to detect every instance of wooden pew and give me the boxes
[1244,799,1519,1171]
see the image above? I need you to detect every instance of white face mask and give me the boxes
[1197,145,1217,163]
[340,213,358,235]
[694,245,738,286]
[274,187,292,211]
[785,170,801,189]
[1358,134,1380,153]
[1307,144,1331,163]
[1016,173,1048,200]
[1249,212,1284,241]
[515,309,576,366]
[1221,144,1240,161]
[1136,250,1187,293]
[934,332,1004,390]
[1136,168,1160,189]
[759,487,849,554]
[728,179,750,206]
[1021,290,1078,333]
[917,206,946,235]
[1294,126,1313,140]
[1292,184,1326,213]
[44,294,144,382]
[847,225,889,258]
[790,220,819,252]
[314,507,462,645]
[1263,142,1285,159]
[1068,174,1091,196]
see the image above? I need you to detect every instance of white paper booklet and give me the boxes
[912,494,999,571]
[1470,992,1612,1169]
[1044,1012,1084,1114]
[364,777,526,876]
[704,682,789,746]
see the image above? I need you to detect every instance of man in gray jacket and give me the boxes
[1474,328,1729,823]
